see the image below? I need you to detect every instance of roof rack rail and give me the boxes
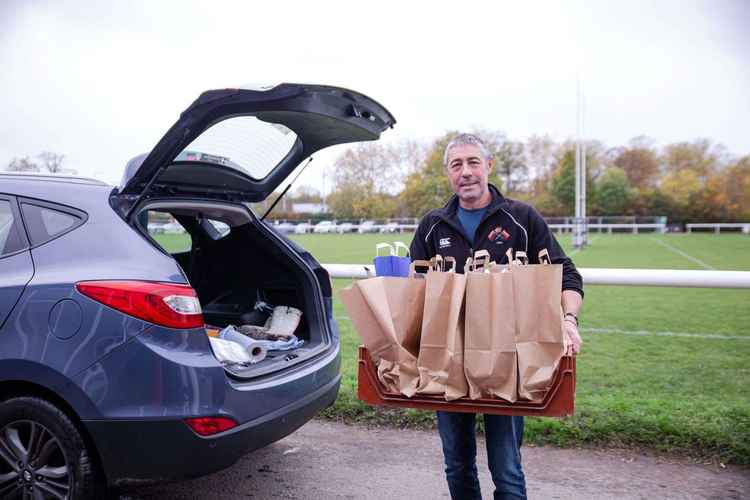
[0,171,110,186]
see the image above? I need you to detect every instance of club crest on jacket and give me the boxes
[488,227,511,243]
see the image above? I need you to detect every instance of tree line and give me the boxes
[313,132,750,224]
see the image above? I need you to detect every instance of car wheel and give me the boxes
[0,397,102,499]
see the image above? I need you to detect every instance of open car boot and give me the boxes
[137,202,332,379]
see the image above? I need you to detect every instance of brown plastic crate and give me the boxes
[357,346,576,417]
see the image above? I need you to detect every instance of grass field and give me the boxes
[156,231,750,463]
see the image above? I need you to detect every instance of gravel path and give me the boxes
[121,420,749,500]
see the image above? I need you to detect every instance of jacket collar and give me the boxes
[437,184,507,221]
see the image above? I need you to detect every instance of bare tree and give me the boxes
[525,134,557,180]
[6,157,40,172]
[38,151,65,173]
[292,185,322,203]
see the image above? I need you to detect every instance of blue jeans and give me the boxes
[437,412,526,500]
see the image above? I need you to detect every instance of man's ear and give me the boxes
[486,157,494,174]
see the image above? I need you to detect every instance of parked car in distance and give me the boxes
[313,220,335,233]
[0,83,395,497]
[379,221,399,233]
[273,221,296,234]
[357,220,377,233]
[294,222,312,234]
[336,222,355,234]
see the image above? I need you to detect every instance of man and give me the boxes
[409,133,583,500]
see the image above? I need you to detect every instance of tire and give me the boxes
[0,396,103,499]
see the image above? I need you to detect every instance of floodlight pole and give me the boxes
[574,80,588,249]
[581,88,587,248]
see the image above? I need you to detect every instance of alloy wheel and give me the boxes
[0,420,72,499]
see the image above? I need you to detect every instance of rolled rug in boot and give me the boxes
[209,338,253,365]
[218,326,268,364]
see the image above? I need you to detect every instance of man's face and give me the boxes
[445,144,493,205]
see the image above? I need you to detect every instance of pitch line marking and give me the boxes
[581,327,748,340]
[334,316,747,340]
[650,238,715,270]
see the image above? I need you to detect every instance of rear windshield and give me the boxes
[178,116,298,180]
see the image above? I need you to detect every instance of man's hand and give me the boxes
[561,290,583,356]
[563,320,582,356]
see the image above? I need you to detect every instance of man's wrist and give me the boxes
[563,312,578,326]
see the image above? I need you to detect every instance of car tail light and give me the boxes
[184,416,238,436]
[75,281,204,329]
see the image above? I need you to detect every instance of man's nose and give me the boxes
[460,162,473,176]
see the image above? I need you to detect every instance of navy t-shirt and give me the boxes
[457,206,488,243]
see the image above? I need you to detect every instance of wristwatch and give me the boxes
[563,312,578,326]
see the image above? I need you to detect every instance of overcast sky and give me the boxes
[1,0,748,193]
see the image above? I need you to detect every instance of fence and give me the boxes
[686,223,750,234]
[321,264,750,288]
[549,223,666,234]
[268,216,670,235]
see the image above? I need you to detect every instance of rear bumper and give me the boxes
[84,373,340,486]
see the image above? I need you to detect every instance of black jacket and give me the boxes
[409,185,584,297]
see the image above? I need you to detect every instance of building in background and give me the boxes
[292,203,329,214]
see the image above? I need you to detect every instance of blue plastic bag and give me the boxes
[373,242,411,277]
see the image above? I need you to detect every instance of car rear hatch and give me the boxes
[111,83,395,217]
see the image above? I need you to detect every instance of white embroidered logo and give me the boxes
[439,237,451,248]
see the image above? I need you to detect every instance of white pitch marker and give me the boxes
[581,326,748,341]
[650,237,716,270]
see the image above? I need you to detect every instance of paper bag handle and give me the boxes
[504,248,528,267]
[409,260,431,278]
[376,243,395,257]
[468,249,492,272]
[514,251,529,265]
[538,248,551,264]
[443,256,457,273]
[428,254,444,272]
[393,241,410,257]
[505,248,515,266]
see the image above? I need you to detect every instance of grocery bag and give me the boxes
[339,261,429,396]
[373,242,411,277]
[416,255,469,401]
[464,250,518,401]
[510,248,566,401]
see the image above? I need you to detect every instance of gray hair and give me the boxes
[443,133,492,166]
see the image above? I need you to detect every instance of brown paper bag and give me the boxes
[416,255,469,401]
[464,250,518,402]
[509,248,566,401]
[339,261,428,397]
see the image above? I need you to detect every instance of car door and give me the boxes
[0,195,34,329]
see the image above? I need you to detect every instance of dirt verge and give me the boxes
[121,420,749,499]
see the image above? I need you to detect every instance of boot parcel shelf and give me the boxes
[357,346,576,417]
